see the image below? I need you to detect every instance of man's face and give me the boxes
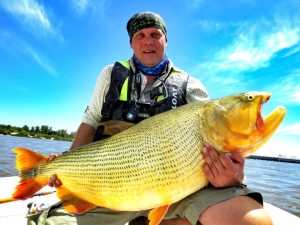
[130,27,167,67]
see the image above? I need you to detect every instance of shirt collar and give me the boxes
[129,57,175,76]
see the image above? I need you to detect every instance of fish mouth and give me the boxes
[256,93,271,131]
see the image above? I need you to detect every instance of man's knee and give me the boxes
[198,196,273,225]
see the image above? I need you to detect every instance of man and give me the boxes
[29,12,273,225]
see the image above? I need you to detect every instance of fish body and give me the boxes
[9,92,286,225]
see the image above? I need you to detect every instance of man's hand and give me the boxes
[202,144,244,187]
[47,154,62,188]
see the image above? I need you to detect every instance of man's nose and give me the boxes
[143,35,154,44]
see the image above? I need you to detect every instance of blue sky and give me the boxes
[0,0,299,158]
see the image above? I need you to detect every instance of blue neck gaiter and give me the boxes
[133,54,169,76]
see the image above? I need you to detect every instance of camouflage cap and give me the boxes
[126,12,167,42]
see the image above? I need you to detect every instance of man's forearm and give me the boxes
[70,123,96,150]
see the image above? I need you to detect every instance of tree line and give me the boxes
[0,124,75,141]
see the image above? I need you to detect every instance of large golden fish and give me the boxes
[7,92,286,225]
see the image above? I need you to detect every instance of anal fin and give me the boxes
[148,205,170,225]
[57,186,97,214]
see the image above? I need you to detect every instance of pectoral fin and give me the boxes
[148,205,170,225]
[57,186,97,214]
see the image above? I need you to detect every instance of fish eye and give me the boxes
[247,95,253,101]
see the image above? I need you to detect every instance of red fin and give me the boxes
[12,177,48,200]
[148,205,170,225]
[57,186,97,214]
[12,148,48,171]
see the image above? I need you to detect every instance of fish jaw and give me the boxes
[202,92,286,156]
[262,106,286,137]
[251,105,286,154]
[238,105,286,157]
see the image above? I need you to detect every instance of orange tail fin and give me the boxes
[11,148,49,200]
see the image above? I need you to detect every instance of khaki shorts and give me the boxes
[27,185,262,225]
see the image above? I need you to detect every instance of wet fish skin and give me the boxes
[8,91,286,225]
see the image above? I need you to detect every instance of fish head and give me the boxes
[203,91,286,157]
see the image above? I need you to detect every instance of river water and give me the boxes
[0,135,299,217]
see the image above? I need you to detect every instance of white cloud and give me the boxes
[26,47,57,75]
[267,30,298,50]
[279,123,300,135]
[72,0,89,14]
[266,69,300,104]
[255,134,300,158]
[283,44,300,57]
[184,0,206,9]
[0,0,63,41]
[1,0,50,28]
[0,30,57,76]
[193,17,300,96]
[194,20,224,33]
[213,24,299,73]
[68,0,108,15]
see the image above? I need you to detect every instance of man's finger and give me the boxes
[202,146,219,177]
[229,152,245,166]
[203,163,215,182]
[219,153,235,172]
[205,145,226,173]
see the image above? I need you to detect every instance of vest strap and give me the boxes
[101,61,131,119]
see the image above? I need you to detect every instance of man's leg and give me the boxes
[28,202,147,225]
[198,196,272,225]
[159,196,272,225]
[130,185,268,225]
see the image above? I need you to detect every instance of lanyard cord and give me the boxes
[134,71,170,103]
[135,72,142,101]
[155,75,169,99]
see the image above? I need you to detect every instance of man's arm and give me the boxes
[70,123,96,150]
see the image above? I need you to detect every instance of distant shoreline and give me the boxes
[248,155,300,164]
[0,124,75,141]
[0,133,73,142]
